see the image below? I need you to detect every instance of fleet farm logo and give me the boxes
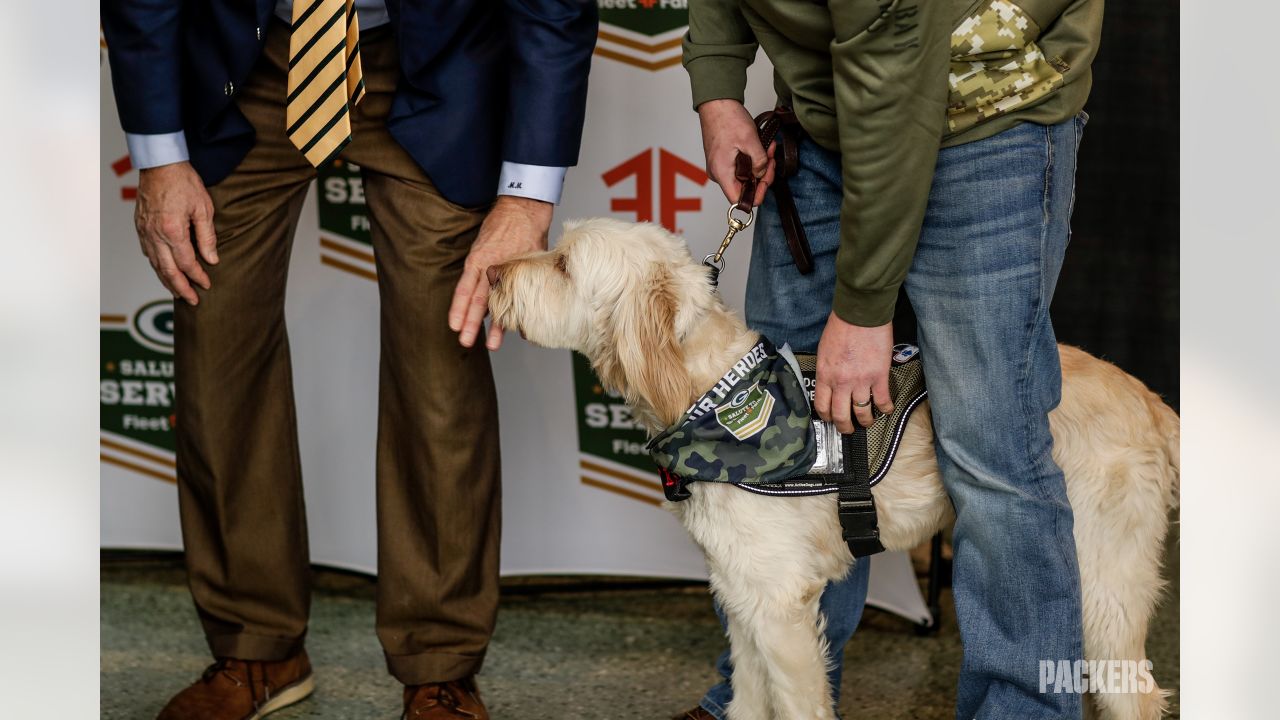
[595,0,688,71]
[602,148,708,234]
[316,159,377,281]
[101,300,177,483]
[572,146,709,507]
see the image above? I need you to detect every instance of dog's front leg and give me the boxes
[715,569,835,720]
[751,587,836,720]
[703,492,839,720]
[720,605,773,720]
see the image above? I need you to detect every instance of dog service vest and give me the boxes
[647,337,929,556]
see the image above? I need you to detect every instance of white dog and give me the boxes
[488,218,1179,720]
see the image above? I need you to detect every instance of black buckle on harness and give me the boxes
[838,498,884,558]
[837,429,885,558]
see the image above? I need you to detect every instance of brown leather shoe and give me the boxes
[155,651,314,719]
[671,707,717,720]
[402,677,489,719]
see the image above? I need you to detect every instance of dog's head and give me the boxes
[488,218,719,429]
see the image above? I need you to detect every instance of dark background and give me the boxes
[1052,0,1179,408]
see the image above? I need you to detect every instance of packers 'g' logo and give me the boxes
[716,382,775,441]
[129,300,175,354]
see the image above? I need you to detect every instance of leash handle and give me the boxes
[731,152,759,217]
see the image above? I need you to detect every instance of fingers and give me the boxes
[149,244,199,306]
[192,205,219,265]
[143,218,206,304]
[485,320,504,352]
[747,140,770,178]
[754,169,773,206]
[872,372,894,417]
[831,384,856,435]
[458,272,492,348]
[851,384,875,429]
[168,226,211,293]
[813,380,832,423]
[722,177,742,204]
[449,266,481,334]
[742,139,769,205]
[712,145,768,205]
[710,159,741,203]
[752,143,776,207]
[848,370,893,429]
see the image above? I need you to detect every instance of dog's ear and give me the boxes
[595,266,691,428]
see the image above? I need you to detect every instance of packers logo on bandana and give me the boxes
[715,381,775,440]
[647,338,817,501]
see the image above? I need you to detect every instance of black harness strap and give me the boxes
[837,428,885,558]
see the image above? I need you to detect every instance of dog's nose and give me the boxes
[486,265,501,287]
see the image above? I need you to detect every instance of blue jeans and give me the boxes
[700,115,1086,720]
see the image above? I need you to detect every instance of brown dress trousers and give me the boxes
[173,22,501,685]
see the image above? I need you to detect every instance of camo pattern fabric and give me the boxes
[647,338,817,498]
[948,0,1065,134]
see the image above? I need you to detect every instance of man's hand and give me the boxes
[813,313,895,433]
[449,195,553,350]
[134,162,218,306]
[698,99,775,207]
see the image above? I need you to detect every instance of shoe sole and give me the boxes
[247,673,315,720]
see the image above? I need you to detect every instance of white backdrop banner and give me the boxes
[100,3,930,626]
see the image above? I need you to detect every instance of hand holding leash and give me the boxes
[697,99,774,206]
[699,105,814,283]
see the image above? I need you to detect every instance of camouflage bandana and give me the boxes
[647,337,817,502]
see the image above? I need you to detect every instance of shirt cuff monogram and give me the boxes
[497,162,567,205]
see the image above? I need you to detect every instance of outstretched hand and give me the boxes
[448,195,553,350]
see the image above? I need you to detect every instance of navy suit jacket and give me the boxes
[102,1,598,208]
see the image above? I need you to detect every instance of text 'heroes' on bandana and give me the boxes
[647,338,817,501]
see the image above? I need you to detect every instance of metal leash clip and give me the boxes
[703,152,760,288]
[703,204,755,285]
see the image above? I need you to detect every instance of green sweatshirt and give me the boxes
[683,0,1103,326]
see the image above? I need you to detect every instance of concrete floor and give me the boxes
[102,525,1178,719]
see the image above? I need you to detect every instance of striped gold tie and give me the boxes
[286,0,366,167]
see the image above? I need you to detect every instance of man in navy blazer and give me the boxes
[102,2,596,717]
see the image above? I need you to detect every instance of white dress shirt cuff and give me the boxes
[497,162,567,205]
[125,131,191,170]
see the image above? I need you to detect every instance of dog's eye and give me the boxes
[554,254,569,275]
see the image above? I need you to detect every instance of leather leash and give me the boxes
[704,106,814,287]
